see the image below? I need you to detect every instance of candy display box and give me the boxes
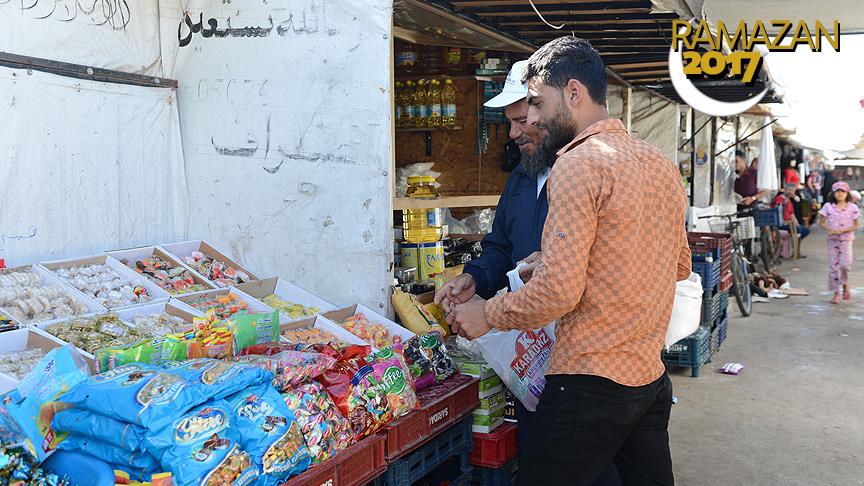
[175,287,273,318]
[237,277,336,324]
[161,240,260,287]
[106,246,216,295]
[0,264,105,327]
[0,327,67,395]
[280,314,369,347]
[115,301,201,327]
[478,374,503,399]
[321,304,415,350]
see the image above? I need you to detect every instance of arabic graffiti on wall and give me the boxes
[0,0,131,30]
[178,0,324,47]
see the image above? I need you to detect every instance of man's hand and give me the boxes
[741,196,754,205]
[434,273,477,314]
[518,251,542,283]
[446,299,492,340]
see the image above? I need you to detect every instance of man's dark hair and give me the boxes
[735,149,746,158]
[521,37,607,105]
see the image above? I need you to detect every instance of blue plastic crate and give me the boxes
[691,247,721,263]
[377,417,473,486]
[662,326,712,377]
[754,206,782,228]
[700,291,729,327]
[692,259,722,292]
[710,315,729,355]
[470,458,518,486]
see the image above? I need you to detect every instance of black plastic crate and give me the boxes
[710,315,729,355]
[470,458,518,486]
[376,417,473,486]
[662,326,712,377]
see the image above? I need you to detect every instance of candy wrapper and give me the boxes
[181,251,251,288]
[184,292,249,319]
[0,348,47,380]
[233,351,336,392]
[219,311,280,355]
[145,401,259,486]
[52,407,147,452]
[282,381,352,464]
[0,270,89,324]
[372,358,418,417]
[46,314,184,356]
[58,359,272,432]
[404,332,456,389]
[57,435,159,471]
[52,264,151,309]
[281,327,348,348]
[3,345,90,462]
[96,335,188,372]
[262,295,319,320]
[122,256,211,295]
[339,313,393,349]
[0,408,69,485]
[226,385,311,483]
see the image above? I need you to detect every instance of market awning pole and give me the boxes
[689,106,696,205]
[715,118,780,157]
[679,116,712,151]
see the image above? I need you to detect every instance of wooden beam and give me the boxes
[451,0,632,7]
[516,29,669,37]
[627,76,671,84]
[608,61,668,70]
[393,195,500,210]
[481,12,679,21]
[505,22,673,31]
[617,68,669,76]
[0,52,176,89]
[475,8,650,18]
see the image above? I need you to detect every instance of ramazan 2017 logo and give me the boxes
[669,19,840,116]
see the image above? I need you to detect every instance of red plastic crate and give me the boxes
[282,432,386,486]
[383,374,479,460]
[469,422,518,468]
[719,271,733,292]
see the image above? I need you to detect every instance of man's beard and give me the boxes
[540,100,576,155]
[520,144,556,177]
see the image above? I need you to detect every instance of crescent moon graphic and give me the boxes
[669,28,768,117]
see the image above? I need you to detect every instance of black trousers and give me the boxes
[516,373,674,486]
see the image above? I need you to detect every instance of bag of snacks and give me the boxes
[233,351,336,392]
[282,381,351,464]
[145,401,258,486]
[226,385,311,483]
[96,335,188,372]
[57,435,159,471]
[404,332,456,388]
[52,407,146,452]
[0,407,68,485]
[372,357,418,417]
[222,311,280,354]
[58,359,272,431]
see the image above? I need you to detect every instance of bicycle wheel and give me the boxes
[760,229,776,271]
[731,251,752,316]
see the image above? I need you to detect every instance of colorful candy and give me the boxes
[181,251,251,288]
[262,294,319,320]
[183,292,249,319]
[282,381,352,464]
[339,313,393,348]
[121,256,210,295]
[282,327,347,347]
[45,314,182,355]
[52,264,152,308]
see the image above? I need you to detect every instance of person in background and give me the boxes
[445,36,689,486]
[819,181,861,304]
[735,150,770,207]
[802,171,823,226]
[782,155,802,188]
[774,182,810,245]
[433,60,620,486]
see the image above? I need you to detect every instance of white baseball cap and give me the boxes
[484,60,529,108]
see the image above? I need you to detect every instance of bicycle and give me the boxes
[704,213,754,317]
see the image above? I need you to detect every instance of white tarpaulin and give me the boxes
[161,0,394,310]
[758,116,780,193]
[0,66,187,264]
[0,0,163,75]
[631,91,678,162]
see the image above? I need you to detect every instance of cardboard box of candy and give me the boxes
[238,277,336,325]
[322,304,416,351]
[161,240,260,288]
[106,246,216,296]
[280,314,368,347]
[0,264,104,327]
[0,327,68,394]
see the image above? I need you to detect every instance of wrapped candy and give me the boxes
[183,292,249,319]
[262,295,319,320]
[53,264,151,309]
[281,327,348,348]
[0,271,89,324]
[0,348,46,380]
[120,256,210,295]
[181,251,251,288]
[339,313,393,349]
[282,381,352,463]
[45,314,183,355]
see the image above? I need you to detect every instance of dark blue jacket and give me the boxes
[464,164,549,299]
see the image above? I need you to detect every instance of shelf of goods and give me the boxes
[393,195,500,210]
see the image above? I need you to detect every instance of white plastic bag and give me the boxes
[473,262,555,412]
[665,272,703,349]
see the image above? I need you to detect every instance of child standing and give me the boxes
[819,181,861,303]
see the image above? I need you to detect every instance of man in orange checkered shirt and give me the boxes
[446,37,690,485]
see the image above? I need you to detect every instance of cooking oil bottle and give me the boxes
[395,81,405,128]
[403,175,442,243]
[427,80,442,128]
[442,79,457,128]
[415,80,429,128]
[405,80,418,128]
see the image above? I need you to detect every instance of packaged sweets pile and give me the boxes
[262,295,319,320]
[339,313,393,349]
[180,251,251,288]
[120,256,211,295]
[183,292,249,319]
[52,264,152,309]
[0,270,89,324]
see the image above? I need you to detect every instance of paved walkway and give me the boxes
[669,226,864,485]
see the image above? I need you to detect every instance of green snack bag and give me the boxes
[224,311,280,354]
[96,334,188,372]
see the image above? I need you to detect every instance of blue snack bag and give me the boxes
[52,407,146,451]
[226,384,311,483]
[58,359,272,431]
[57,435,160,471]
[146,400,258,486]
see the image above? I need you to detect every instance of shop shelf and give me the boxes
[283,432,386,486]
[469,457,518,486]
[393,195,500,210]
[469,422,517,468]
[384,374,479,460]
[376,417,474,486]
[662,326,712,377]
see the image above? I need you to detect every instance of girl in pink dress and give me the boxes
[819,181,861,303]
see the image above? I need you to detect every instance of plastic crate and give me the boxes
[754,206,782,228]
[662,326,711,377]
[377,417,474,486]
[700,291,724,326]
[688,232,732,257]
[692,259,722,293]
[691,247,721,263]
[384,374,479,460]
[470,458,518,486]
[284,432,387,486]
[469,422,517,468]
[719,271,733,292]
[710,315,729,355]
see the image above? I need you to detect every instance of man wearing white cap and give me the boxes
[435,60,620,485]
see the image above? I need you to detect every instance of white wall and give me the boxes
[160,0,395,310]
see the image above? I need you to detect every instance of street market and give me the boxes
[1,0,864,485]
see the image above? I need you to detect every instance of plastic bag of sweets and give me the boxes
[367,341,415,388]
[226,385,311,483]
[282,381,351,464]
[56,435,160,471]
[404,332,456,385]
[372,357,419,417]
[58,359,272,432]
[52,407,146,452]
[219,311,280,355]
[232,351,336,392]
[96,334,188,372]
[3,344,90,461]
[145,401,258,486]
